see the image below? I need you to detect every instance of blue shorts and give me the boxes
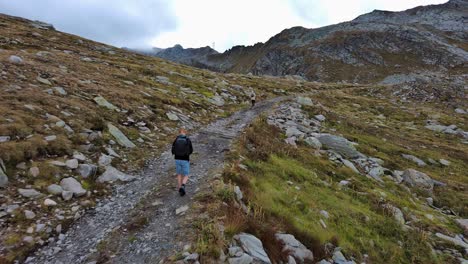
[175,160,190,176]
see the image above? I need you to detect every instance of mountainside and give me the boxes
[154,0,468,101]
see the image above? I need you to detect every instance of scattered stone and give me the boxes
[184,253,199,263]
[97,166,136,183]
[77,164,97,178]
[455,108,466,114]
[320,210,330,219]
[65,159,79,169]
[49,160,66,167]
[44,198,57,206]
[18,188,43,198]
[23,236,34,244]
[62,191,73,201]
[439,159,450,166]
[8,55,23,64]
[339,180,350,186]
[106,147,120,158]
[297,97,313,106]
[73,152,87,162]
[53,87,67,95]
[24,210,36,219]
[166,112,179,121]
[285,137,297,147]
[98,154,113,167]
[435,233,468,249]
[107,123,136,148]
[383,204,405,225]
[123,80,134,85]
[60,177,86,197]
[44,135,57,141]
[318,134,360,159]
[208,95,225,106]
[276,233,314,263]
[402,169,434,192]
[402,154,427,167]
[176,205,189,215]
[234,186,243,201]
[228,254,254,264]
[37,76,52,85]
[235,233,271,263]
[426,197,434,206]
[47,184,63,195]
[286,127,304,138]
[0,136,10,142]
[368,166,384,181]
[93,96,119,111]
[341,159,359,174]
[315,114,326,122]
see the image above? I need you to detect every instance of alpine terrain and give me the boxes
[0,1,467,264]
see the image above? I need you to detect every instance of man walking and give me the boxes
[250,90,256,108]
[172,128,193,196]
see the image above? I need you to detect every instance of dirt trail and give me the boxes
[28,97,287,264]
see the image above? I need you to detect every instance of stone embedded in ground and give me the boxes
[98,154,113,167]
[176,205,189,215]
[236,233,272,263]
[18,188,43,198]
[401,154,427,167]
[275,233,314,263]
[93,96,119,111]
[97,166,136,183]
[73,152,86,161]
[439,159,450,166]
[208,95,225,106]
[297,96,313,106]
[315,114,326,122]
[435,233,468,249]
[62,191,73,201]
[44,135,57,141]
[60,177,86,197]
[49,160,66,167]
[0,136,10,143]
[53,87,67,95]
[286,127,304,138]
[77,164,97,178]
[402,169,434,192]
[318,134,361,159]
[107,123,136,148]
[37,76,52,85]
[304,137,322,149]
[166,112,179,121]
[341,159,359,174]
[9,55,23,64]
[382,204,405,225]
[455,219,468,236]
[368,166,385,181]
[47,184,63,195]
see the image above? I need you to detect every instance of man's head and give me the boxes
[179,128,187,135]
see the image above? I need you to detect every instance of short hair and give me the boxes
[179,128,187,134]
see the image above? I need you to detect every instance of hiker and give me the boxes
[250,90,256,108]
[171,128,193,196]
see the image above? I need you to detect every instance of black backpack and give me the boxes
[174,136,190,156]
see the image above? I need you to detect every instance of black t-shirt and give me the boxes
[171,135,193,161]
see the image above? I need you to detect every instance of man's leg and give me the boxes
[177,174,182,189]
[182,176,189,185]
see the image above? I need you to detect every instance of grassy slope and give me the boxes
[194,87,467,263]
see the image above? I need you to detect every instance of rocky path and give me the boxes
[27,97,287,264]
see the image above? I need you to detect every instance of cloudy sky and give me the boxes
[0,0,447,51]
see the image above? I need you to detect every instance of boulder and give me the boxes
[60,177,86,197]
[235,233,271,263]
[402,169,434,192]
[304,137,322,149]
[97,166,136,183]
[77,164,97,178]
[98,154,113,167]
[275,233,313,263]
[107,123,136,148]
[44,198,57,206]
[18,188,43,198]
[47,184,63,195]
[318,134,360,159]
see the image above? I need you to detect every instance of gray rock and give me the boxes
[23,236,34,244]
[236,233,271,263]
[341,159,359,173]
[166,112,179,121]
[49,160,66,167]
[24,210,36,219]
[455,219,468,236]
[383,204,405,225]
[285,137,297,147]
[304,137,322,149]
[65,159,79,169]
[318,134,360,159]
[44,198,57,206]
[286,127,304,138]
[320,210,330,219]
[9,55,23,64]
[53,87,67,95]
[77,164,97,178]
[297,97,313,106]
[455,108,466,114]
[0,136,10,142]
[402,154,427,167]
[106,147,120,158]
[402,169,434,192]
[44,135,57,141]
[435,233,468,249]
[314,114,326,122]
[228,254,254,264]
[47,184,63,195]
[37,76,52,85]
[275,233,313,263]
[229,246,244,257]
[184,253,199,262]
[234,186,243,201]
[439,159,450,166]
[176,205,189,215]
[60,177,86,197]
[62,191,73,201]
[73,152,87,162]
[98,154,113,167]
[97,166,136,183]
[0,163,8,188]
[107,123,136,148]
[93,96,119,111]
[18,188,43,198]
[368,166,385,180]
[208,95,225,106]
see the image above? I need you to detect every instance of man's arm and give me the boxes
[171,139,176,155]
[188,138,193,155]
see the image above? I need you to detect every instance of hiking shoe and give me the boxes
[179,187,186,196]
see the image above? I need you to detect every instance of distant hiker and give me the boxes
[172,128,193,196]
[250,90,256,108]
